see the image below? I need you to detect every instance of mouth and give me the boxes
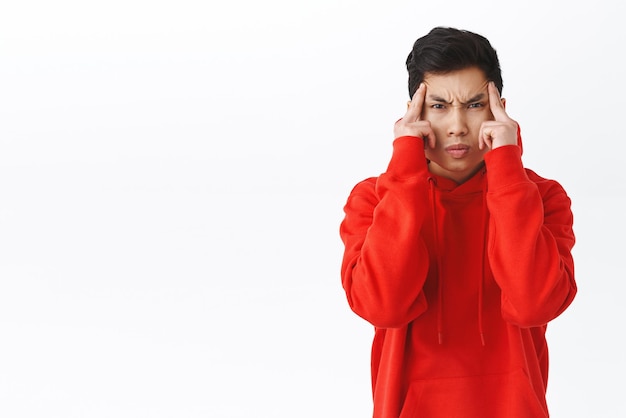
[445,144,470,158]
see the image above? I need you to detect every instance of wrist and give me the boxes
[386,136,428,178]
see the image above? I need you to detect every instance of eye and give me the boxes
[468,102,484,109]
[431,103,446,109]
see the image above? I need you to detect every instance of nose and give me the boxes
[446,107,468,137]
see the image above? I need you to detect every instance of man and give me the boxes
[339,27,576,417]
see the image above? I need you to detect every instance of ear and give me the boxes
[407,101,411,110]
[501,98,506,109]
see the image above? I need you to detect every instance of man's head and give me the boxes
[395,27,515,184]
[406,27,503,98]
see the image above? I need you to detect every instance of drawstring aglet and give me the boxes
[438,332,443,345]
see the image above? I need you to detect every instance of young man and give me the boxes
[339,27,576,417]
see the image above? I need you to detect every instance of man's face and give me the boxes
[421,66,503,183]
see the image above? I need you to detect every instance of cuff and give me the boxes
[484,145,529,190]
[386,136,428,179]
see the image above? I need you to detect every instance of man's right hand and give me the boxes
[393,83,436,149]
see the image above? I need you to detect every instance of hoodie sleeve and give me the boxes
[484,145,576,327]
[339,136,432,328]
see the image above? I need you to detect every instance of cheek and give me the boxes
[465,115,490,139]
[478,108,496,123]
[424,115,445,135]
[469,111,491,126]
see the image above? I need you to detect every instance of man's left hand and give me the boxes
[479,81,519,150]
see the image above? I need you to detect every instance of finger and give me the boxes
[488,81,508,121]
[479,133,492,150]
[404,83,426,122]
[423,127,437,149]
[478,123,493,150]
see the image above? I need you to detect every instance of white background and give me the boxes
[1,1,624,417]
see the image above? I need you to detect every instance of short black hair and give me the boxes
[406,27,503,98]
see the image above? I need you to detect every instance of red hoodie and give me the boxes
[339,135,576,418]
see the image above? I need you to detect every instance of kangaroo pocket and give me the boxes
[399,368,547,418]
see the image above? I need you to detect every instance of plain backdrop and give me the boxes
[1,1,624,417]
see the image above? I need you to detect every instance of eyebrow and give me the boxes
[427,93,486,105]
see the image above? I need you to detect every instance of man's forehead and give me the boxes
[424,79,489,102]
[423,68,489,100]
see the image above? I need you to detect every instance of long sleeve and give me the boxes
[339,136,432,328]
[484,145,576,327]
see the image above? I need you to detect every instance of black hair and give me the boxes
[406,27,503,97]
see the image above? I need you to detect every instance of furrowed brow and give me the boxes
[459,93,486,105]
[427,94,452,104]
[427,93,486,105]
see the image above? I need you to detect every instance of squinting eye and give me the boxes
[468,102,484,109]
[431,104,445,109]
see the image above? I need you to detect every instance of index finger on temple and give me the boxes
[488,81,507,119]
[406,83,426,121]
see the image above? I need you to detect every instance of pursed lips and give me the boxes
[445,144,470,158]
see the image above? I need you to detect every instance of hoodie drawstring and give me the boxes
[428,172,489,346]
[428,177,444,345]
[478,174,488,346]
